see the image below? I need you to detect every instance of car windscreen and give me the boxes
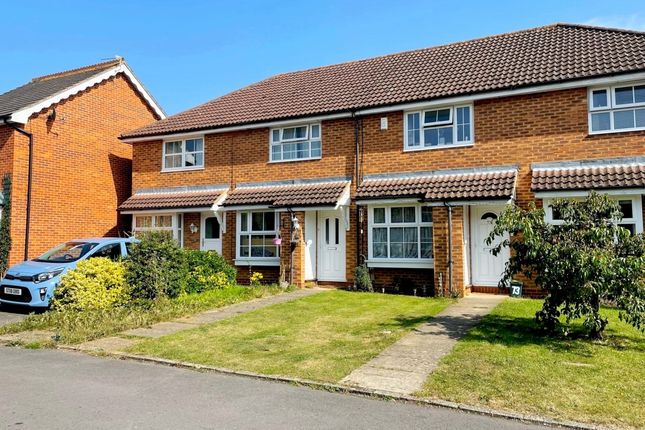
[34,242,98,263]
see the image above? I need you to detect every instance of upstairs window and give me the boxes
[589,84,645,133]
[270,124,321,162]
[405,105,473,150]
[163,137,204,171]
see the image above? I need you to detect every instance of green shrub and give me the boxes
[126,232,188,300]
[184,250,237,293]
[52,258,127,311]
[354,264,373,292]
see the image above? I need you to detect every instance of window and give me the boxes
[163,137,204,170]
[237,211,279,259]
[405,105,472,150]
[90,243,123,261]
[588,84,645,133]
[544,196,643,235]
[133,214,182,242]
[369,205,433,263]
[270,124,321,162]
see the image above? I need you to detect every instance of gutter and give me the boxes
[1,116,33,261]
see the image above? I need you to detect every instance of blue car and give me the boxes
[0,238,137,308]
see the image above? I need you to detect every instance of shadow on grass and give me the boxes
[464,313,645,355]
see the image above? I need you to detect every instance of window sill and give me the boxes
[587,127,645,136]
[234,258,280,267]
[366,259,434,269]
[268,157,322,164]
[403,143,473,153]
[161,166,205,173]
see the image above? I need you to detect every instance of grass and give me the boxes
[416,298,645,429]
[0,285,287,345]
[128,290,452,383]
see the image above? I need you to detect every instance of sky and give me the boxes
[1,0,645,116]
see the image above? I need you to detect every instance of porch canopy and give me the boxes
[118,185,229,212]
[531,156,645,195]
[355,166,518,204]
[221,178,351,209]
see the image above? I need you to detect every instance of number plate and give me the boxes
[3,287,22,296]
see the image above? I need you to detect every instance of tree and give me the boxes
[488,191,645,339]
[0,174,11,277]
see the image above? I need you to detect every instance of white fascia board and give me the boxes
[356,198,424,206]
[121,207,208,215]
[355,71,645,115]
[121,112,352,143]
[535,189,645,199]
[9,63,165,124]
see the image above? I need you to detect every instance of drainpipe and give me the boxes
[353,112,362,267]
[2,117,33,261]
[444,202,454,296]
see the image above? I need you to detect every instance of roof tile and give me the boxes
[531,162,645,191]
[119,189,226,211]
[223,181,349,207]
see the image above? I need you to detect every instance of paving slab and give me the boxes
[118,288,323,340]
[0,330,55,345]
[341,293,506,395]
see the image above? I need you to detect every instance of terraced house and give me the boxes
[0,58,164,267]
[120,24,645,297]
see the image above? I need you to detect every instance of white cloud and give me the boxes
[584,13,645,31]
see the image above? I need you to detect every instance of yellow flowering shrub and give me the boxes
[52,258,127,311]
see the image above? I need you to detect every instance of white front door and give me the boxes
[471,206,509,286]
[317,211,346,282]
[201,213,222,253]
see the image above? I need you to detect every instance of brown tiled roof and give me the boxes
[222,180,349,207]
[119,189,226,211]
[122,23,645,139]
[531,158,645,191]
[356,169,517,201]
[0,60,121,118]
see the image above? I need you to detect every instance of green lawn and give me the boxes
[0,285,286,345]
[417,298,645,429]
[129,290,452,382]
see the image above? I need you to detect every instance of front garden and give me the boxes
[417,298,645,429]
[0,232,287,345]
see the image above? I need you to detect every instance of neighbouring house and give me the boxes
[119,24,645,297]
[0,58,165,267]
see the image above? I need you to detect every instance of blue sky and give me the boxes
[2,0,645,115]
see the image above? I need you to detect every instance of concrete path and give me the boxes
[0,346,546,430]
[78,288,323,353]
[342,293,506,395]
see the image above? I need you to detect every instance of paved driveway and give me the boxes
[0,304,31,326]
[0,347,546,430]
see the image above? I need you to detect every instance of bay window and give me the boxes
[545,195,643,234]
[270,123,321,162]
[163,137,204,171]
[133,213,183,244]
[405,105,472,150]
[237,211,280,261]
[589,83,645,133]
[368,205,433,266]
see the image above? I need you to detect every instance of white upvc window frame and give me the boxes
[132,213,183,243]
[588,82,645,134]
[269,123,322,163]
[404,104,473,152]
[367,204,434,269]
[162,136,205,172]
[544,195,643,234]
[235,210,280,265]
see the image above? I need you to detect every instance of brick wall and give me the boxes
[182,213,201,249]
[8,73,159,265]
[130,86,645,295]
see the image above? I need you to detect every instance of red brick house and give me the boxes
[120,24,645,297]
[0,58,164,266]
